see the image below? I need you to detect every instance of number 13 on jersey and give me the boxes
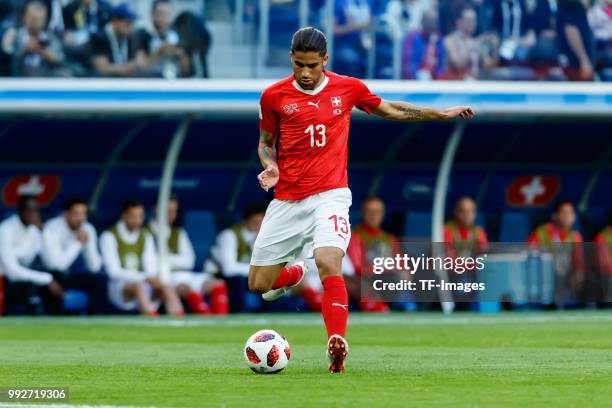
[305,124,326,147]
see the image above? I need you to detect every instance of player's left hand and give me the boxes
[257,165,279,192]
[442,106,475,120]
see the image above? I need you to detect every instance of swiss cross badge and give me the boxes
[331,96,342,107]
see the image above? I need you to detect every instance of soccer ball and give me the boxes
[244,329,291,374]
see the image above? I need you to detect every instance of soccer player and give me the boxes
[527,201,585,303]
[0,195,64,314]
[443,196,489,256]
[100,199,183,316]
[42,197,107,313]
[248,27,474,373]
[205,203,266,313]
[443,196,488,307]
[147,194,228,315]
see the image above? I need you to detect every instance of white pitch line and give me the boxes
[0,404,155,408]
[1,313,611,328]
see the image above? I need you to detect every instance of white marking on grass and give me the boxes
[0,404,155,408]
[1,312,611,328]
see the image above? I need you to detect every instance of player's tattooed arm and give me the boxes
[373,100,475,122]
[257,129,279,192]
[258,129,278,169]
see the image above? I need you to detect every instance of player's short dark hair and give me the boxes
[17,194,37,213]
[553,200,574,213]
[64,197,87,212]
[152,0,171,12]
[243,202,267,220]
[291,27,327,56]
[121,199,144,213]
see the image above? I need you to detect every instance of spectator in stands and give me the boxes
[147,194,228,315]
[135,0,189,79]
[527,201,585,302]
[389,0,436,33]
[90,3,146,77]
[402,8,445,79]
[588,0,612,80]
[205,203,266,313]
[489,0,534,65]
[62,0,112,74]
[40,0,65,34]
[63,0,111,36]
[172,11,210,78]
[345,196,395,313]
[557,0,595,81]
[439,0,491,36]
[444,196,488,255]
[524,0,559,78]
[0,195,64,314]
[333,0,372,78]
[1,0,67,77]
[41,197,106,312]
[442,6,497,79]
[100,199,184,317]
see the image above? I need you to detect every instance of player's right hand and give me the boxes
[257,165,279,192]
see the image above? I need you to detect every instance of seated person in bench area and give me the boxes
[0,195,64,314]
[41,197,107,313]
[147,194,228,315]
[100,199,183,317]
[204,203,266,313]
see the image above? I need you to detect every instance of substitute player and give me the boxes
[248,27,474,373]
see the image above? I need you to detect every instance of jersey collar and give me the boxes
[292,74,329,96]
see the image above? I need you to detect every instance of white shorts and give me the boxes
[169,271,215,292]
[108,279,160,312]
[251,187,352,266]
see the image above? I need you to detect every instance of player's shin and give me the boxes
[271,264,303,289]
[321,275,348,338]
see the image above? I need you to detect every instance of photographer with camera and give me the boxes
[0,0,67,77]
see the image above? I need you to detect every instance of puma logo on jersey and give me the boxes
[332,303,348,310]
[307,100,321,110]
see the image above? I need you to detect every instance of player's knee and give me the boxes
[248,272,270,294]
[316,254,342,280]
[132,281,145,295]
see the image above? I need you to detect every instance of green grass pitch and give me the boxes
[1,312,611,407]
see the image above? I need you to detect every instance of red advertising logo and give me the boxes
[2,175,61,207]
[506,176,560,207]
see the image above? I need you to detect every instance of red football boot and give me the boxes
[327,334,349,373]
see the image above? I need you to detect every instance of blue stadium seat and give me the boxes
[405,211,432,238]
[63,290,89,313]
[499,212,531,242]
[184,211,217,270]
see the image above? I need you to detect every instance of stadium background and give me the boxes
[0,0,610,310]
[0,1,610,407]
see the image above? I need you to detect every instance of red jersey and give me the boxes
[259,71,382,200]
